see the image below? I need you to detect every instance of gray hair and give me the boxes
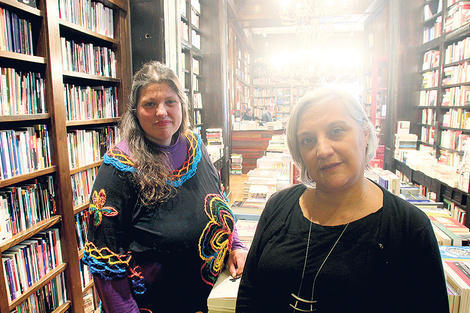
[286,87,378,187]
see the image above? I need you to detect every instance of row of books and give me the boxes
[0,7,34,55]
[206,128,224,163]
[2,228,62,301]
[442,108,470,129]
[79,259,92,289]
[443,62,470,85]
[67,126,117,169]
[444,1,470,34]
[419,89,437,107]
[423,16,442,44]
[442,86,470,107]
[71,166,98,208]
[231,154,242,175]
[0,125,52,180]
[440,129,470,150]
[180,20,190,42]
[253,88,275,97]
[0,68,46,116]
[423,49,440,70]
[61,37,117,78]
[422,108,436,125]
[75,209,89,251]
[10,272,67,313]
[445,36,470,65]
[0,175,56,242]
[58,0,115,38]
[424,1,442,22]
[64,84,118,121]
[421,125,436,145]
[422,69,439,88]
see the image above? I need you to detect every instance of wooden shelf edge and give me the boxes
[52,301,72,313]
[0,0,41,16]
[0,215,61,252]
[0,113,51,122]
[0,166,57,188]
[74,203,89,215]
[63,71,121,83]
[0,50,46,63]
[8,263,67,311]
[69,160,102,175]
[59,19,118,44]
[82,280,94,293]
[66,117,120,127]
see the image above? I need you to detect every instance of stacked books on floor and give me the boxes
[231,154,243,175]
[440,245,470,313]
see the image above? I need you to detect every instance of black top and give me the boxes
[83,131,236,313]
[236,182,449,313]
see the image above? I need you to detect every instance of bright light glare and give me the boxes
[269,48,362,70]
[279,0,290,7]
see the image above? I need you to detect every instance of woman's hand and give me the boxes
[227,248,248,278]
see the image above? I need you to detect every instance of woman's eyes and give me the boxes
[141,99,178,107]
[330,127,345,136]
[300,137,315,146]
[299,128,346,146]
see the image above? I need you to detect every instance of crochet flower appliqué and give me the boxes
[89,189,118,226]
[198,194,234,286]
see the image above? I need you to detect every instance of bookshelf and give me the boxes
[416,0,470,171]
[0,0,131,312]
[251,57,308,123]
[180,0,204,137]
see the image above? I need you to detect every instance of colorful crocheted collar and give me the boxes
[102,131,202,187]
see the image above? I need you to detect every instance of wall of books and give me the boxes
[0,0,132,311]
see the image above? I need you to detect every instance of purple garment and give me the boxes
[153,135,187,170]
[115,136,187,170]
[93,275,140,313]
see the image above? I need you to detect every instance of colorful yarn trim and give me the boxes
[198,194,234,286]
[103,146,136,172]
[83,242,132,280]
[168,131,202,187]
[89,189,118,226]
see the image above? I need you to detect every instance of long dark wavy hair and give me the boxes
[120,61,190,205]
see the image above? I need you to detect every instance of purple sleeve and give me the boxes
[93,275,140,313]
[231,225,248,251]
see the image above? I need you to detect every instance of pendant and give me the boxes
[290,293,317,312]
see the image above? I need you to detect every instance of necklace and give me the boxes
[290,191,366,312]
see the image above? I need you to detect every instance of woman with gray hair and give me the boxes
[237,88,448,312]
[83,61,247,313]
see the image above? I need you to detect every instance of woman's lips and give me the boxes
[320,162,341,171]
[156,120,172,126]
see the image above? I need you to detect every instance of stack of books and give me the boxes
[440,245,470,313]
[231,154,243,175]
[207,268,240,313]
[206,128,224,163]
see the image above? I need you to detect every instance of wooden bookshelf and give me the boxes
[0,0,131,312]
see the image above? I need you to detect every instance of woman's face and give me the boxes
[136,82,182,146]
[296,100,369,192]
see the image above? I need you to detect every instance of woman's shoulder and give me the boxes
[377,181,431,223]
[264,184,305,212]
[102,140,137,173]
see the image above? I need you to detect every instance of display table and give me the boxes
[231,129,285,174]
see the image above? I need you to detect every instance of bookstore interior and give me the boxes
[4,0,470,312]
